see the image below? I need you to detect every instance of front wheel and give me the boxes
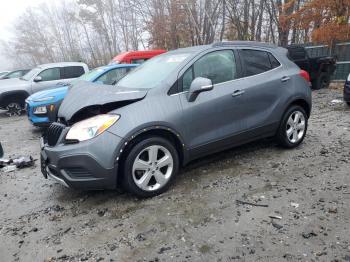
[276,105,308,148]
[122,136,179,197]
[5,102,23,116]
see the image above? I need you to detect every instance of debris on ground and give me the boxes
[236,200,269,207]
[330,99,343,104]
[302,231,318,239]
[0,155,35,172]
[291,202,299,208]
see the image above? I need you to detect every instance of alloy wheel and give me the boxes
[286,111,306,143]
[132,145,173,192]
[5,103,22,116]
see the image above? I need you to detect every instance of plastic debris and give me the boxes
[291,202,299,208]
[1,165,17,173]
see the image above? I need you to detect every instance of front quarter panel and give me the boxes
[107,89,184,143]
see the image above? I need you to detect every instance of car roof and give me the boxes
[37,62,88,69]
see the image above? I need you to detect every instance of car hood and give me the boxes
[0,78,29,93]
[58,81,148,122]
[27,86,68,102]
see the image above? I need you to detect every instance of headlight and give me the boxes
[66,114,120,142]
[34,106,47,114]
[33,96,54,102]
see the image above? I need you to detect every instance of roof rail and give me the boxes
[212,41,278,49]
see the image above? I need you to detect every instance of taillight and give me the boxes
[299,70,310,83]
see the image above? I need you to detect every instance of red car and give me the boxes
[110,50,166,64]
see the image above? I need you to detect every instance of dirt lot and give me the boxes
[0,88,349,262]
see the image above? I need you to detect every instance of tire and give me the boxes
[347,102,350,106]
[122,136,179,198]
[276,105,308,148]
[5,100,23,116]
[312,73,330,90]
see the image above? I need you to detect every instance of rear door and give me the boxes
[234,48,289,131]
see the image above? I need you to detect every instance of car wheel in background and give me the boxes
[122,136,179,197]
[276,105,308,148]
[313,73,330,90]
[5,101,23,116]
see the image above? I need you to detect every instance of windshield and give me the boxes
[116,53,190,89]
[21,68,41,81]
[78,68,106,82]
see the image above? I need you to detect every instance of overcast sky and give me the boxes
[0,0,45,70]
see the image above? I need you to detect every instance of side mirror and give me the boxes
[187,77,213,102]
[33,76,42,82]
[0,142,3,158]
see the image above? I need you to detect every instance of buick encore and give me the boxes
[41,41,312,197]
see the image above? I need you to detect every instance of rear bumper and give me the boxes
[41,131,124,190]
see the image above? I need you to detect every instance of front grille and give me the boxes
[47,122,66,146]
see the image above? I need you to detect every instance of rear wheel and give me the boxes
[347,101,350,106]
[276,105,308,148]
[5,101,23,116]
[122,136,179,197]
[313,73,330,90]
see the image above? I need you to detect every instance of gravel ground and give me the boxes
[0,88,349,262]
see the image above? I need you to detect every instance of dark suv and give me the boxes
[41,41,312,197]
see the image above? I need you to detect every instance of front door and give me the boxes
[177,49,245,156]
[31,67,62,93]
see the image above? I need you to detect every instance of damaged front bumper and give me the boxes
[40,128,124,190]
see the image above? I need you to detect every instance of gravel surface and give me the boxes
[0,88,349,262]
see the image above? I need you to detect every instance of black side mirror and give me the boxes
[187,77,213,102]
[0,142,3,158]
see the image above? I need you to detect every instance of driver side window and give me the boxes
[38,68,60,82]
[181,50,237,91]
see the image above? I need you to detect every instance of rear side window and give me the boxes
[38,68,60,81]
[268,53,281,69]
[61,66,85,79]
[239,49,280,77]
[182,50,237,91]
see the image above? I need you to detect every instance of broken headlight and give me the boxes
[65,114,120,142]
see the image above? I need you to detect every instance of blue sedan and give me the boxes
[25,64,138,127]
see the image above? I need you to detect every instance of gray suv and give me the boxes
[41,41,312,197]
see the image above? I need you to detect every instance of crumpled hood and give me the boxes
[58,81,148,121]
[27,86,68,102]
[0,78,29,93]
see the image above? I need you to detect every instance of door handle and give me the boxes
[232,90,245,97]
[281,76,291,82]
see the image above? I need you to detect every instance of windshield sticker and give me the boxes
[166,54,189,63]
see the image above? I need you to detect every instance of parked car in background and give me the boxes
[110,50,166,64]
[26,64,138,127]
[41,41,312,197]
[344,73,350,106]
[0,142,3,158]
[286,45,336,90]
[0,71,9,78]
[0,69,31,80]
[0,62,88,116]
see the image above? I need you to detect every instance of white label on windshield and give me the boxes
[166,54,188,63]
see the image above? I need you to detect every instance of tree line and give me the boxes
[1,0,349,69]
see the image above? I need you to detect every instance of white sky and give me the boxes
[0,0,45,70]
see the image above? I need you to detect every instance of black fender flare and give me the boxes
[114,124,189,167]
[0,90,30,108]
